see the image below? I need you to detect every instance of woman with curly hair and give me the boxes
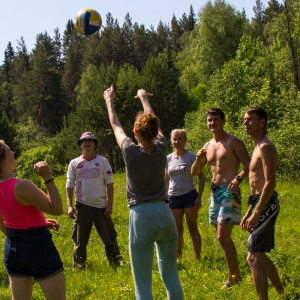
[103,86,183,300]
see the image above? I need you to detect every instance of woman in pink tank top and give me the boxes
[0,140,66,300]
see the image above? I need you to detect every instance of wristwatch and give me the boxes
[235,175,242,183]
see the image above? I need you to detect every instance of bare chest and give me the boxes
[206,143,232,165]
[249,151,263,174]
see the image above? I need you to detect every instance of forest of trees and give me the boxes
[0,0,299,180]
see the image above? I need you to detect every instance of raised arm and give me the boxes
[136,89,163,136]
[191,145,208,176]
[104,85,127,148]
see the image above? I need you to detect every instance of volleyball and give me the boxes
[75,8,102,35]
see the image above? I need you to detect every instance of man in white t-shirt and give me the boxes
[66,132,121,269]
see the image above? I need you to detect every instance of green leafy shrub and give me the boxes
[16,146,65,186]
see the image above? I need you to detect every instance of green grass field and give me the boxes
[0,174,299,299]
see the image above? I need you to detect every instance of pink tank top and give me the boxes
[0,178,46,229]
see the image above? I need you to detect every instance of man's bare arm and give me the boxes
[105,183,114,217]
[66,187,76,219]
[233,138,251,180]
[245,143,277,230]
[253,144,276,214]
[194,171,205,209]
[191,143,209,176]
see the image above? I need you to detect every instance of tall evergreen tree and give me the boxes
[2,42,15,82]
[0,43,15,120]
[80,33,102,69]
[132,24,150,70]
[63,19,75,53]
[156,21,171,53]
[121,13,134,64]
[13,33,66,133]
[252,0,266,42]
[170,15,183,52]
[13,37,30,80]
[187,5,197,31]
[96,13,116,67]
[140,50,187,138]
[62,29,84,112]
[53,28,63,71]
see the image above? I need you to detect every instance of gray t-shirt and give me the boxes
[121,135,168,207]
[166,151,196,196]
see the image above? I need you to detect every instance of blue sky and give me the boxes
[0,0,280,61]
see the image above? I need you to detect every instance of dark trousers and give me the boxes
[72,202,121,268]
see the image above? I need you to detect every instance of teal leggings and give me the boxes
[129,201,184,300]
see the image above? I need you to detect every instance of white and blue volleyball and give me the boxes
[75,8,102,35]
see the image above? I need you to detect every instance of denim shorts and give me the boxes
[3,226,64,281]
[168,189,198,209]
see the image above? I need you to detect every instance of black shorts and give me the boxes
[248,192,280,252]
[168,189,198,209]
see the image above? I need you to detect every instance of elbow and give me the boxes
[51,207,64,216]
[265,180,276,191]
[191,169,198,176]
[57,208,64,216]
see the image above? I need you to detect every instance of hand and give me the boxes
[46,219,60,231]
[67,206,76,219]
[134,89,153,99]
[243,213,259,232]
[104,204,113,218]
[228,178,240,193]
[194,197,202,210]
[34,161,52,181]
[196,148,207,159]
[240,215,248,231]
[103,85,116,102]
[240,208,252,230]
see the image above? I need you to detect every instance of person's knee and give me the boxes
[216,232,230,245]
[247,252,257,268]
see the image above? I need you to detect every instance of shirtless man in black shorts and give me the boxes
[241,107,284,300]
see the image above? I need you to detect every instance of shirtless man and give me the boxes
[241,107,284,300]
[191,108,250,289]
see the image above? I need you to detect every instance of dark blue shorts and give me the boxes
[3,226,64,281]
[168,189,198,209]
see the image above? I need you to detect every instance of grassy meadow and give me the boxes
[0,173,299,299]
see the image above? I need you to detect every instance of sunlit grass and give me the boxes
[0,175,299,299]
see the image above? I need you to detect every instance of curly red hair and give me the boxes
[134,112,159,141]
